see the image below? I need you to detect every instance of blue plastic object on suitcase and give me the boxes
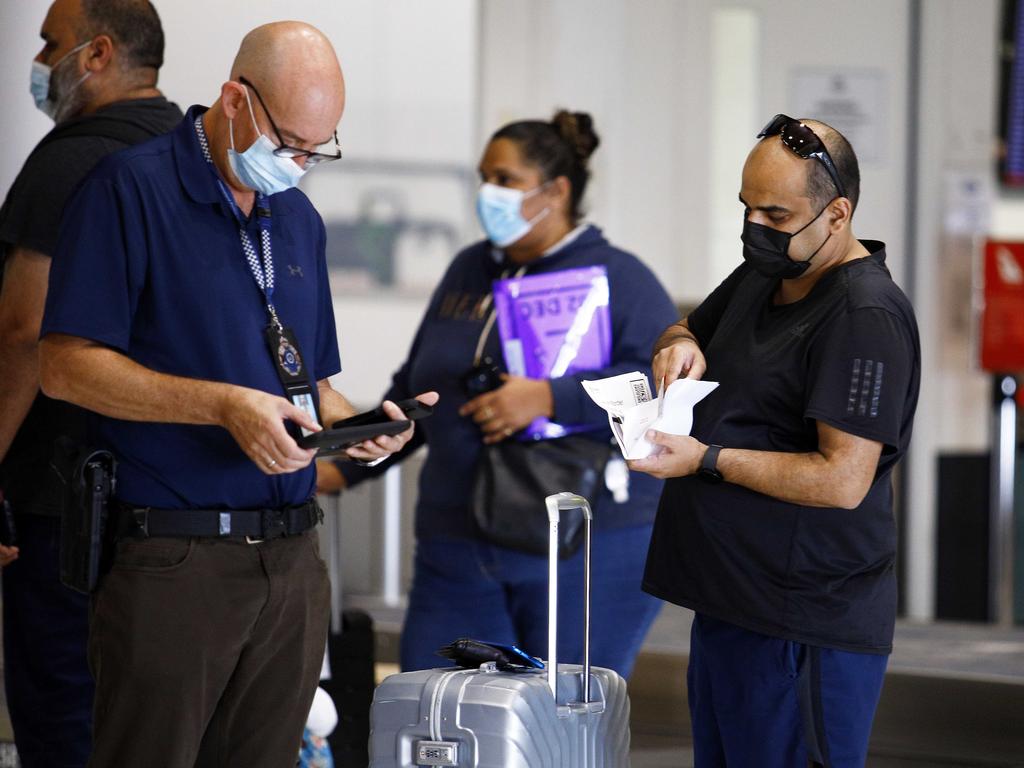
[369,492,631,767]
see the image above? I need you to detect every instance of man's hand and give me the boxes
[628,431,706,479]
[315,459,347,494]
[344,391,439,463]
[219,387,320,474]
[0,544,18,568]
[459,376,553,445]
[652,336,706,390]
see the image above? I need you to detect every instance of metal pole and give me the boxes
[382,465,403,607]
[991,374,1018,627]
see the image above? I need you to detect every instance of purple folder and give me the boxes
[493,266,612,440]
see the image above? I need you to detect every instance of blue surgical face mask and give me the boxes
[476,182,550,248]
[226,86,306,196]
[30,41,92,121]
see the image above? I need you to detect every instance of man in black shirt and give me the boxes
[0,1,181,763]
[631,115,920,768]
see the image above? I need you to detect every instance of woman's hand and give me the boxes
[459,376,553,444]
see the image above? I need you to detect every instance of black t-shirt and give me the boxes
[642,242,920,654]
[0,97,182,514]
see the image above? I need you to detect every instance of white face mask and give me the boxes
[226,86,306,196]
[30,41,92,121]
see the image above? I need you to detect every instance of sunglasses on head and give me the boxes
[757,114,847,200]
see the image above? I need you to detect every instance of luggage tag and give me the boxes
[265,325,320,436]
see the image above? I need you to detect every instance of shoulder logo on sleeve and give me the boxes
[846,358,884,418]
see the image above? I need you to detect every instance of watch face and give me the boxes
[698,467,724,485]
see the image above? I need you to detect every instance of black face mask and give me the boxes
[741,203,832,279]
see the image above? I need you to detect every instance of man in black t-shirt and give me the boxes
[0,1,181,764]
[631,116,920,768]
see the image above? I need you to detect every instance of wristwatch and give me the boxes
[697,444,724,484]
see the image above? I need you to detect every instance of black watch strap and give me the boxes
[698,444,724,484]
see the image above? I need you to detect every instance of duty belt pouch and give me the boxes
[52,437,117,594]
[471,435,611,558]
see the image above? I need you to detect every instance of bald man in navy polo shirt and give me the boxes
[39,21,436,767]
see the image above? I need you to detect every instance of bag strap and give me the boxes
[472,265,527,366]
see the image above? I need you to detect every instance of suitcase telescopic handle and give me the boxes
[544,492,593,703]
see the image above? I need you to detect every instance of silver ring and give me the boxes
[267,458,277,468]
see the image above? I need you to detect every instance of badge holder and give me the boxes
[265,323,320,436]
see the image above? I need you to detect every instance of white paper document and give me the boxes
[581,372,719,460]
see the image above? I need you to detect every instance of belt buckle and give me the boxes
[253,509,287,544]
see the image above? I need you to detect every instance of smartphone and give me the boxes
[331,397,434,429]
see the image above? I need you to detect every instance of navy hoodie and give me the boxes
[340,225,679,540]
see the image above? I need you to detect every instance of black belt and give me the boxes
[114,499,322,542]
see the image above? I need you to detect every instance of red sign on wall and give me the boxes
[980,240,1024,372]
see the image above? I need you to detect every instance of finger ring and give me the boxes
[267,458,277,468]
[483,407,494,419]
[504,427,513,437]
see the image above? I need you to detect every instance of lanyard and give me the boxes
[192,115,283,332]
[473,265,527,366]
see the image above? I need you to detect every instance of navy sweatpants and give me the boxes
[688,613,888,768]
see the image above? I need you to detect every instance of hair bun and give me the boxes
[551,110,600,164]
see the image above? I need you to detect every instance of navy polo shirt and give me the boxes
[41,105,341,509]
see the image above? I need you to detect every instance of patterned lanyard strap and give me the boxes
[193,115,283,332]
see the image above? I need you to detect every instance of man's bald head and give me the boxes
[229,21,345,142]
[754,118,860,214]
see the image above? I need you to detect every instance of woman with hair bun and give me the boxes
[319,110,677,677]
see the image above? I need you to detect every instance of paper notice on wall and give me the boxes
[581,372,719,460]
[789,69,886,164]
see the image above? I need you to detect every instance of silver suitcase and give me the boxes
[369,492,631,767]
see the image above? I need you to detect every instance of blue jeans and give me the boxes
[2,514,94,768]
[688,613,888,768]
[400,525,661,678]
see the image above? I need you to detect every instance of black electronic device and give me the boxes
[297,420,411,457]
[331,397,434,429]
[460,356,504,397]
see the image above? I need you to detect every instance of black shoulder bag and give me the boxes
[471,434,612,559]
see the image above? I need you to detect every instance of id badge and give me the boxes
[264,325,320,436]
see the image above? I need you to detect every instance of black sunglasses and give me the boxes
[238,76,342,167]
[757,114,846,200]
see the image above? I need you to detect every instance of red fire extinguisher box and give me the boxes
[980,240,1024,373]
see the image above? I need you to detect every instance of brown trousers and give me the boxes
[87,529,331,768]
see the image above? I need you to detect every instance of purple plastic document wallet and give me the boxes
[492,266,612,440]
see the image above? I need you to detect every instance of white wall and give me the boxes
[478,0,911,303]
[0,0,58,196]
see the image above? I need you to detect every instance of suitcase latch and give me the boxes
[415,740,458,766]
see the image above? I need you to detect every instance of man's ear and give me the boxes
[219,81,246,120]
[83,35,114,73]
[828,196,854,232]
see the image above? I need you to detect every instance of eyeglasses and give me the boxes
[238,76,342,166]
[756,114,846,200]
